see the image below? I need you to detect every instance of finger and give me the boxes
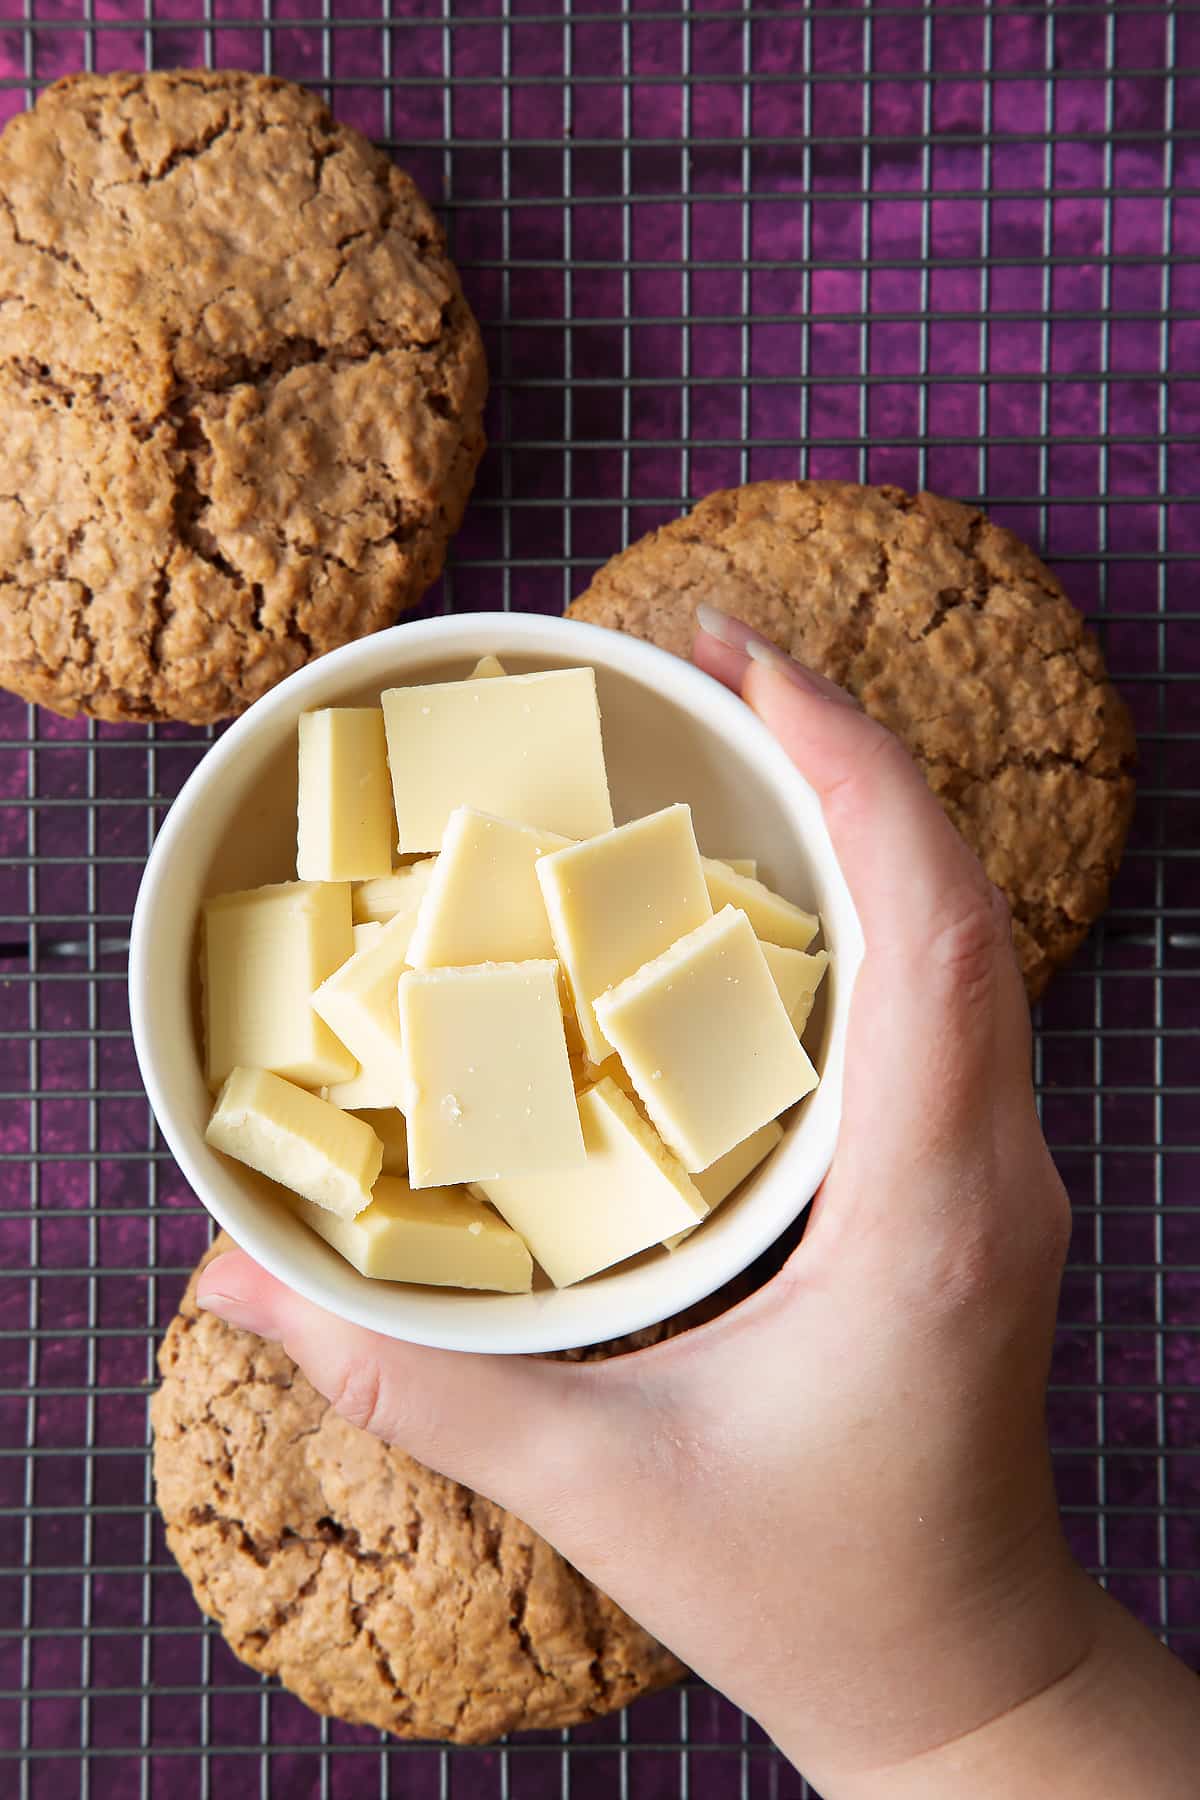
[195,1248,613,1514]
[696,606,994,968]
[692,606,1030,1139]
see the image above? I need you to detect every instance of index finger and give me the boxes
[694,611,997,977]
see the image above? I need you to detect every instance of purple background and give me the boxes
[1,1,1198,1794]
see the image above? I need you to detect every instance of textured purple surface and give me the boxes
[0,1,1198,1794]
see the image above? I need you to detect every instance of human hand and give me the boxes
[194,610,1195,1795]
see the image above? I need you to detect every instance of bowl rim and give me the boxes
[129,611,862,1353]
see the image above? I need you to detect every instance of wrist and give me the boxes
[821,1577,1200,1800]
[755,1526,1094,1793]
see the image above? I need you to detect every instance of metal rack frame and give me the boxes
[1,2,1197,1796]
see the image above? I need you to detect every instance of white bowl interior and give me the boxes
[131,614,862,1352]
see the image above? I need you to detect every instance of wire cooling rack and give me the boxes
[1,1,1198,1795]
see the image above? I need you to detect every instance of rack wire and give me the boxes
[1,1,1198,1795]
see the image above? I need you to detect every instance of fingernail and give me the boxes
[744,638,858,707]
[695,600,759,652]
[695,601,856,707]
[196,1286,265,1331]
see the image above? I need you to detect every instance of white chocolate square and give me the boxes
[347,1108,408,1176]
[381,668,613,851]
[296,708,393,883]
[664,1119,784,1250]
[759,944,830,1032]
[201,880,356,1091]
[351,857,438,931]
[536,804,713,1063]
[311,908,415,1109]
[469,654,507,679]
[594,906,818,1172]
[399,961,585,1186]
[206,1066,381,1218]
[478,1077,707,1288]
[406,808,572,968]
[295,1177,531,1291]
[701,858,819,951]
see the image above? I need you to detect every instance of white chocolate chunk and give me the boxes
[406,808,572,969]
[311,908,415,1109]
[351,857,438,929]
[206,1067,381,1218]
[537,804,713,1063]
[399,961,585,1186]
[717,857,758,879]
[664,1120,784,1250]
[201,881,355,1091]
[319,922,388,1106]
[296,708,393,883]
[348,1108,408,1176]
[570,1050,635,1096]
[594,906,818,1172]
[294,1176,531,1291]
[381,668,613,851]
[324,1064,395,1110]
[759,944,830,1032]
[469,654,508,679]
[478,1078,707,1288]
[701,858,819,951]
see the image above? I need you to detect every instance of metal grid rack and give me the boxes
[1,1,1197,1795]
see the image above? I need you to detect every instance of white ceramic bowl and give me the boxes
[130,613,863,1354]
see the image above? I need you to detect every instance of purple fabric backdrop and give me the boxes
[0,1,1197,1794]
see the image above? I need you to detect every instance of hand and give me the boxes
[195,611,1200,1796]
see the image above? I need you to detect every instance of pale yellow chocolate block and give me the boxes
[478,1078,707,1288]
[323,1063,395,1110]
[351,858,438,930]
[537,804,713,1063]
[311,908,415,1109]
[296,708,393,884]
[399,961,585,1187]
[206,1067,381,1219]
[381,668,613,851]
[701,858,819,952]
[320,924,387,1107]
[760,944,830,1032]
[664,1120,784,1250]
[406,808,572,969]
[717,857,758,879]
[570,1050,635,1096]
[349,1108,408,1176]
[469,654,508,679]
[201,881,356,1091]
[294,1177,531,1291]
[594,906,818,1172]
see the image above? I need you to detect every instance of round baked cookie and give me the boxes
[0,71,487,723]
[151,1236,684,1743]
[567,481,1135,999]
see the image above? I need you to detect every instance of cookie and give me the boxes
[567,481,1135,998]
[0,71,486,723]
[151,1236,684,1742]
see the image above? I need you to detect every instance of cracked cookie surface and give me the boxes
[0,70,487,722]
[566,481,1136,998]
[151,1236,684,1742]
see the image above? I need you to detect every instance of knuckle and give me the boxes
[929,881,1006,1004]
[820,719,905,820]
[326,1357,387,1438]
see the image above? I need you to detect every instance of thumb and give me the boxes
[194,1247,612,1518]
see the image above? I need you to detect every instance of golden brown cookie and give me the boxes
[0,71,487,723]
[151,1236,684,1742]
[567,481,1135,999]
